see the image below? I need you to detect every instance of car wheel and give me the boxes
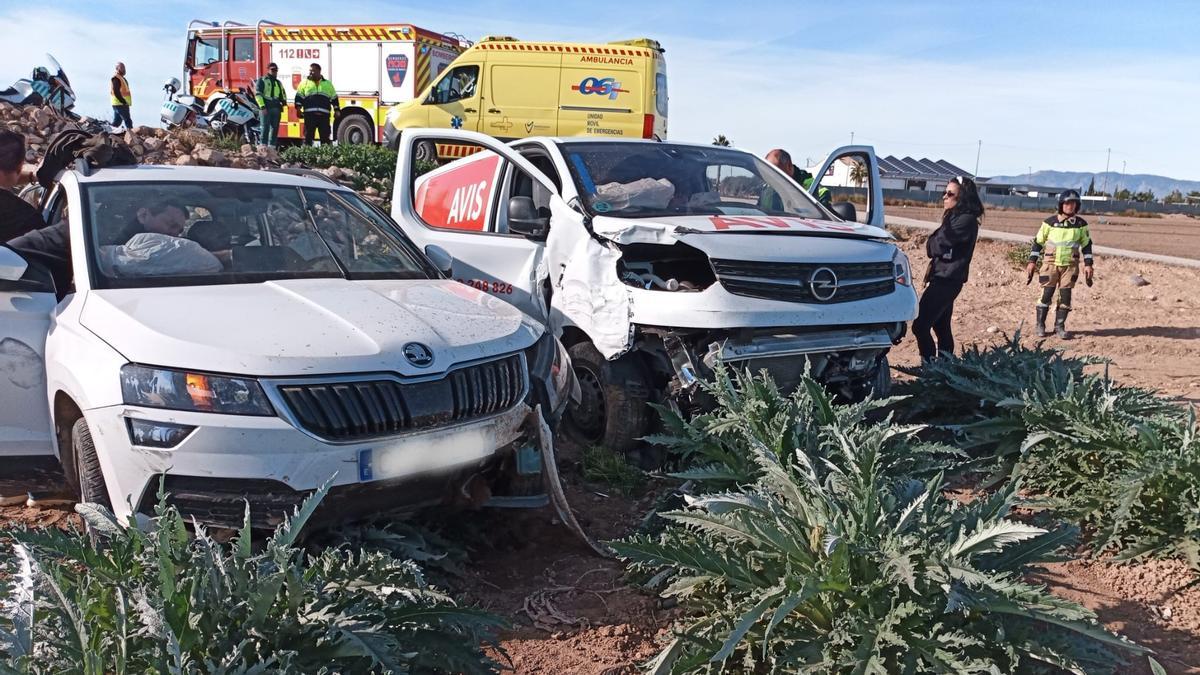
[336,113,374,145]
[564,341,650,453]
[71,417,112,509]
[414,140,437,163]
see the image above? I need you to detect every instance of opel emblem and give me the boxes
[402,342,434,368]
[808,267,839,301]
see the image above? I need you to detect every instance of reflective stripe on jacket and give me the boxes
[295,78,338,113]
[1030,216,1093,267]
[255,75,286,109]
[110,74,131,106]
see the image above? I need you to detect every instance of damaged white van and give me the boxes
[0,164,573,528]
[391,131,918,451]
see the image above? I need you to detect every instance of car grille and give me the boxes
[276,354,526,442]
[710,259,896,304]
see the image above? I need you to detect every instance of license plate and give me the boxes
[356,427,496,483]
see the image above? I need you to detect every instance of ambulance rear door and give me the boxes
[557,52,646,139]
[482,52,561,140]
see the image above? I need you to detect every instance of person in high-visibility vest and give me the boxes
[1024,189,1095,339]
[295,63,339,146]
[110,62,133,130]
[255,63,287,148]
[762,149,832,210]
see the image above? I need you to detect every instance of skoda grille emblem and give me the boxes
[403,342,434,368]
[808,267,839,301]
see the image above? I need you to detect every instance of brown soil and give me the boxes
[2,230,1197,672]
[897,205,1200,261]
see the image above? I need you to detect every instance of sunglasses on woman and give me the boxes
[943,191,959,198]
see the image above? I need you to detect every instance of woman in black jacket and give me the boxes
[912,176,983,363]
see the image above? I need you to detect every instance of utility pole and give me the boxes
[1028,166,1032,184]
[974,140,981,177]
[1100,148,1111,194]
[850,131,855,145]
[1118,160,1126,195]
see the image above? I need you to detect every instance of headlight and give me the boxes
[892,250,912,286]
[120,364,274,416]
[526,334,573,413]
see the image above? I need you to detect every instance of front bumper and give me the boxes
[86,400,532,527]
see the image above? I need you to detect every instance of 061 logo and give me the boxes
[572,76,628,100]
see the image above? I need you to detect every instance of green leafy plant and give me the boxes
[582,445,647,496]
[280,143,398,184]
[205,131,245,153]
[649,367,960,491]
[616,394,1151,673]
[1006,244,1033,270]
[0,483,503,674]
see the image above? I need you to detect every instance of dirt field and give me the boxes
[2,230,1198,673]
[896,205,1200,261]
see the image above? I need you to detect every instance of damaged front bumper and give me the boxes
[87,397,553,529]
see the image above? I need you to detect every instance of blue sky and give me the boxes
[2,0,1197,179]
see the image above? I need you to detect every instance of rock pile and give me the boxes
[1,102,388,205]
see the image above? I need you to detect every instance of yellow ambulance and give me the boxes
[383,35,667,157]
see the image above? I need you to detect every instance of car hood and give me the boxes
[589,214,892,246]
[81,279,542,377]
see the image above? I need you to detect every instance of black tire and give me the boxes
[868,354,893,398]
[336,113,373,145]
[71,417,111,509]
[415,140,437,163]
[564,341,651,453]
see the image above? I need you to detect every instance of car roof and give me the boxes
[70,165,351,190]
[530,137,743,152]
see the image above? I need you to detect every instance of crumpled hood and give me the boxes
[590,214,892,246]
[81,279,542,377]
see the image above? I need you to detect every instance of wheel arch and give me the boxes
[52,390,84,484]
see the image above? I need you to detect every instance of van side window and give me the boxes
[428,65,479,105]
[655,72,668,118]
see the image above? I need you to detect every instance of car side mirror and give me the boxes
[0,246,29,282]
[424,244,454,276]
[508,196,549,239]
[831,201,857,223]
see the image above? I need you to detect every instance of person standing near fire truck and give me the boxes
[255,63,287,148]
[110,62,133,130]
[295,63,339,146]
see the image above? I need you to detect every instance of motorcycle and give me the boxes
[207,87,260,145]
[0,53,110,134]
[160,77,208,130]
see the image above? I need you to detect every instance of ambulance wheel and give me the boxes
[415,140,437,163]
[336,113,373,145]
[71,417,111,509]
[564,341,650,454]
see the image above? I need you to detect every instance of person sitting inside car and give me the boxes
[97,201,222,277]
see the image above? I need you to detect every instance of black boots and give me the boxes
[1035,305,1050,337]
[1054,307,1071,340]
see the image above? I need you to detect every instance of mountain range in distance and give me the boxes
[984,170,1200,197]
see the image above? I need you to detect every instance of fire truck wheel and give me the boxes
[335,113,374,145]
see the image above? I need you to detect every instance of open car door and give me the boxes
[809,145,885,228]
[392,129,566,323]
[0,246,56,456]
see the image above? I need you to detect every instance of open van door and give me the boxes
[809,145,885,228]
[391,129,565,322]
[0,246,56,456]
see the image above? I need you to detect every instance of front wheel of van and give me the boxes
[869,355,892,398]
[565,342,650,454]
[415,140,437,163]
[71,417,112,510]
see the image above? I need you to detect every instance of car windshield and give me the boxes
[560,142,828,220]
[83,181,435,289]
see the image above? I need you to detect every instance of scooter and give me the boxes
[160,77,208,130]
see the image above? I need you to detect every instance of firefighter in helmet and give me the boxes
[1024,189,1094,339]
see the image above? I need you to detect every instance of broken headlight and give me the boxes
[617,243,716,291]
[526,333,574,415]
[120,364,274,416]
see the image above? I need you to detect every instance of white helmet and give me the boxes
[163,77,182,93]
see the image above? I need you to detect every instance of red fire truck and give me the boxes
[183,20,468,144]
